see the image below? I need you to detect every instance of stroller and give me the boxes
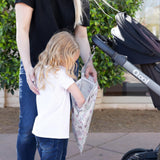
[92,12,160,160]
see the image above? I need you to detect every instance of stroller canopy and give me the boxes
[111,12,160,64]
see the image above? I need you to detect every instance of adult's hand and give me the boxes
[85,62,97,83]
[26,66,39,95]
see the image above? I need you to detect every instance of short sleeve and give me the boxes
[56,69,75,90]
[81,0,90,26]
[15,0,35,8]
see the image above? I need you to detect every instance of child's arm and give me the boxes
[68,83,85,108]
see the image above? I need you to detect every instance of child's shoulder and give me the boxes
[57,66,67,75]
[47,66,67,79]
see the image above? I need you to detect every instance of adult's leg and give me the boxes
[17,64,37,160]
[36,137,68,160]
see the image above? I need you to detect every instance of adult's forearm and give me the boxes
[75,26,97,82]
[16,29,32,72]
[75,26,92,64]
[76,36,91,64]
[15,3,33,72]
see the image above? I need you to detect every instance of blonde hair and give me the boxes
[34,31,80,89]
[73,0,83,27]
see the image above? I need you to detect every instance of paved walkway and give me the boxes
[0,133,160,160]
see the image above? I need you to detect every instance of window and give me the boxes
[136,0,160,38]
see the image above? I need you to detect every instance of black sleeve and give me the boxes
[15,0,35,8]
[81,0,90,26]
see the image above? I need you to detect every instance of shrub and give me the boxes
[0,0,19,94]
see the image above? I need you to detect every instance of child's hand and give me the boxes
[68,83,85,108]
[77,97,85,108]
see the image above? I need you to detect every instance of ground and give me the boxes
[1,107,160,134]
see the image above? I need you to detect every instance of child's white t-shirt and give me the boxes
[32,67,74,139]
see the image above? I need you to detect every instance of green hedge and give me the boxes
[0,0,19,94]
[0,0,143,94]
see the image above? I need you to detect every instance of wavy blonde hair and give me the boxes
[73,0,83,27]
[34,31,80,89]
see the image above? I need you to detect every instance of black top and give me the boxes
[15,0,90,66]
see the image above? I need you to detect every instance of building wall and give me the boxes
[0,89,155,110]
[0,89,19,108]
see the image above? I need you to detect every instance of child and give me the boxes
[32,31,85,160]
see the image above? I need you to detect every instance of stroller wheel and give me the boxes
[121,148,147,160]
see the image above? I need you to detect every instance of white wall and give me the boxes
[0,89,155,110]
[0,89,19,108]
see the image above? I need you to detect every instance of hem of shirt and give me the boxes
[15,0,34,9]
[79,22,90,27]
[81,24,90,27]
[32,132,69,139]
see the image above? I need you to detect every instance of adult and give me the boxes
[15,0,97,160]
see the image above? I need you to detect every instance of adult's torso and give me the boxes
[30,0,75,66]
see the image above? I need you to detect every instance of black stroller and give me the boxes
[92,12,160,160]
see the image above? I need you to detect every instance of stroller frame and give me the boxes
[92,34,160,160]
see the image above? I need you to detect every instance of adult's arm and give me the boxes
[74,25,97,82]
[15,3,39,94]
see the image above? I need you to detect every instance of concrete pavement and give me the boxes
[0,133,160,160]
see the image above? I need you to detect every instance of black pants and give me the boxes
[140,63,160,110]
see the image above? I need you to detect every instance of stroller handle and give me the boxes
[92,35,127,66]
[92,35,115,55]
